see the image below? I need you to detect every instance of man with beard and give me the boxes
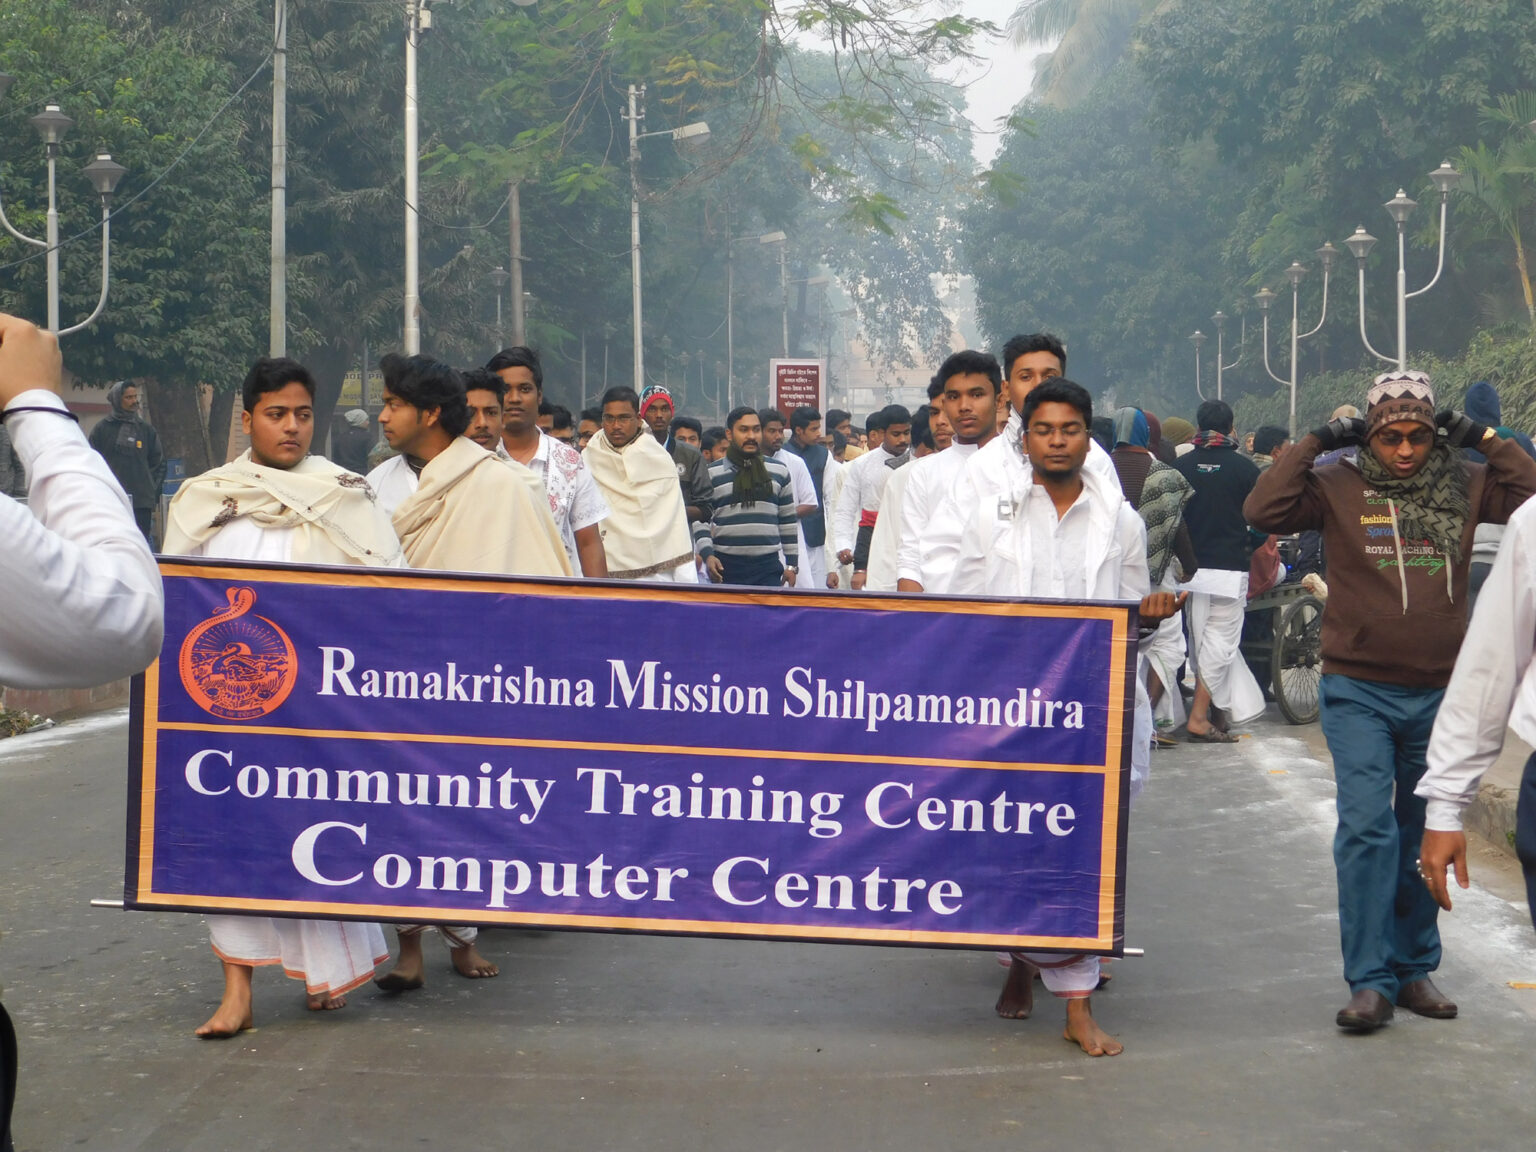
[698,406,799,587]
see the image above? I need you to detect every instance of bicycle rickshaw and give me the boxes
[1239,535,1325,725]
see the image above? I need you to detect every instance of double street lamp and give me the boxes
[625,83,709,390]
[1344,161,1462,371]
[0,82,127,336]
[1255,243,1338,438]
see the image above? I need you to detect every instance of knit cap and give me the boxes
[1365,370,1435,439]
[1160,416,1196,446]
[639,383,674,418]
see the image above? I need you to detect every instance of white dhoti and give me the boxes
[209,915,388,996]
[397,924,480,948]
[628,559,698,583]
[1131,677,1152,802]
[1186,576,1265,723]
[804,543,827,590]
[1021,952,1101,998]
[1142,607,1188,731]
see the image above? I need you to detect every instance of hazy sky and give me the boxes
[936,0,1045,167]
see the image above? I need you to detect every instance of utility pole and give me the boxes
[402,0,424,354]
[270,0,287,357]
[509,179,525,346]
[627,83,644,390]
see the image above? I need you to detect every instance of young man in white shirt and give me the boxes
[164,357,400,1037]
[897,351,1002,593]
[482,351,609,577]
[832,403,911,589]
[948,377,1185,1058]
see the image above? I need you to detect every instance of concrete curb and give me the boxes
[1468,783,1518,858]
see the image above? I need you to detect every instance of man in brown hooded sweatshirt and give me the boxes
[1245,369,1536,1033]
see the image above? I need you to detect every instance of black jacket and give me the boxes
[89,414,165,509]
[1173,441,1260,572]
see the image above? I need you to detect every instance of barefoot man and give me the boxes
[163,357,401,1036]
[948,377,1184,1057]
[367,352,571,990]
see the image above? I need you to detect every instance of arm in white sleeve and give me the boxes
[0,391,164,688]
[1418,504,1536,830]
[833,454,864,554]
[896,464,934,587]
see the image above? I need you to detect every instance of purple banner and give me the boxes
[127,561,1137,953]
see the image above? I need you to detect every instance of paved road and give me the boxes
[3,707,1535,1152]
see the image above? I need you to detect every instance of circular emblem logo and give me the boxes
[178,587,298,721]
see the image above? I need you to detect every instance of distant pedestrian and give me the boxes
[698,406,799,587]
[1172,399,1265,741]
[88,380,166,545]
[332,408,373,474]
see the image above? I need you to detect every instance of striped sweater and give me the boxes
[696,455,799,567]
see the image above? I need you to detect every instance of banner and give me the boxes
[127,562,1137,954]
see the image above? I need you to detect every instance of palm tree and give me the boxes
[1006,0,1163,107]
[1455,92,1536,333]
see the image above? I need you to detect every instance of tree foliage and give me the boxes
[0,0,266,394]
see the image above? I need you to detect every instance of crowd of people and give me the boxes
[7,310,1536,1110]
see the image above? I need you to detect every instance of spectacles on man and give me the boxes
[1375,429,1434,448]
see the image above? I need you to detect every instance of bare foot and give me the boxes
[1063,998,1123,1057]
[306,992,346,1011]
[196,961,254,1038]
[451,942,499,979]
[375,930,426,991]
[995,954,1037,1019]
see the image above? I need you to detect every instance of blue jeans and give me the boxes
[1318,674,1444,999]
[1515,752,1536,933]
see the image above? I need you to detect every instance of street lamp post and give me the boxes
[625,83,709,390]
[488,265,510,347]
[1256,243,1335,438]
[1346,161,1461,371]
[726,229,784,414]
[1211,310,1246,400]
[1189,330,1207,400]
[0,86,127,336]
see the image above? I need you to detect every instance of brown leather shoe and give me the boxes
[1336,988,1394,1032]
[1396,978,1458,1019]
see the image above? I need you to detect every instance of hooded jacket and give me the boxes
[87,382,166,509]
[1243,431,1536,687]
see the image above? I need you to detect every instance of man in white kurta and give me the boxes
[163,357,400,1037]
[832,404,912,589]
[946,378,1185,1058]
[764,410,821,588]
[897,351,1003,593]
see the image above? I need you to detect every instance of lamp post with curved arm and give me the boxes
[1345,162,1461,371]
[1256,242,1335,438]
[0,87,127,336]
